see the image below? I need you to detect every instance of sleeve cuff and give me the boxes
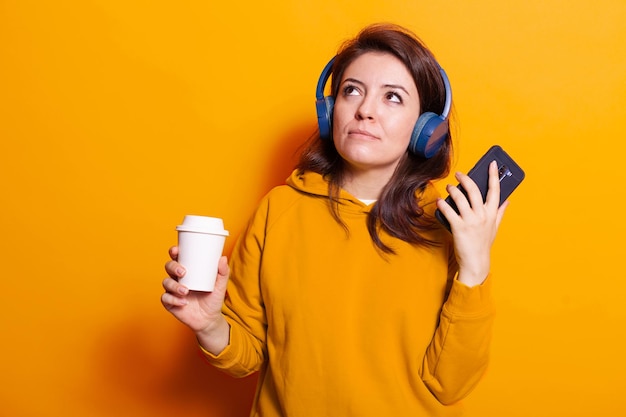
[444,274,495,318]
[198,320,239,368]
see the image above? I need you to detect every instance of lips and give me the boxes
[348,128,378,139]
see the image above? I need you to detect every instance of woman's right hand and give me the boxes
[161,246,231,355]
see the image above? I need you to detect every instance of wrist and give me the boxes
[457,269,489,287]
[196,315,231,356]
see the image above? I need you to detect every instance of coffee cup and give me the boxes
[176,215,229,292]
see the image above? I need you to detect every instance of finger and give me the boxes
[436,197,460,230]
[165,260,186,279]
[217,256,230,276]
[169,246,179,261]
[485,160,501,208]
[162,276,189,296]
[213,256,230,294]
[455,171,484,211]
[495,199,509,229]
[161,291,189,308]
[446,181,472,214]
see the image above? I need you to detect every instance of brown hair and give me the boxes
[296,23,453,253]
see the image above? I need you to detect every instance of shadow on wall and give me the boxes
[90,315,258,417]
[86,124,318,417]
[260,121,319,192]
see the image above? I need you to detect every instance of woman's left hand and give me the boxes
[436,160,508,287]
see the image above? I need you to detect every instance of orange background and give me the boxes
[1,1,625,416]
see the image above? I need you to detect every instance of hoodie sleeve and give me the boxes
[421,273,496,405]
[411,183,496,404]
[200,194,271,377]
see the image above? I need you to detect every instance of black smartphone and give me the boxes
[435,145,525,232]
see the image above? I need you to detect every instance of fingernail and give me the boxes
[178,286,188,295]
[176,267,185,276]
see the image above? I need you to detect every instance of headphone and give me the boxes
[315,56,452,159]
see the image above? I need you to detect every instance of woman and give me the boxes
[162,23,507,416]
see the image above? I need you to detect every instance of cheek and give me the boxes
[331,104,350,138]
[331,101,348,124]
[388,115,418,146]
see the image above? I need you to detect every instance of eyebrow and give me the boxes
[342,78,411,96]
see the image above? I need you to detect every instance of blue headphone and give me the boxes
[315,56,452,159]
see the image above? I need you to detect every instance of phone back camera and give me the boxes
[498,164,512,181]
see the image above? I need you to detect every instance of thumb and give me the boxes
[213,256,230,295]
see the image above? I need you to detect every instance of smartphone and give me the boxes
[435,145,525,232]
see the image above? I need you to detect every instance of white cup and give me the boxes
[176,215,229,292]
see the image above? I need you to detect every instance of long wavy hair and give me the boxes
[296,23,454,254]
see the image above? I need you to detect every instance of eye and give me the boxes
[342,84,361,96]
[385,91,403,104]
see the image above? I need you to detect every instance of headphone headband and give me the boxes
[439,66,451,120]
[315,57,335,101]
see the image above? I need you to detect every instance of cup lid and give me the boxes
[176,215,229,236]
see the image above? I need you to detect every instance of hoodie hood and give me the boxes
[286,169,329,198]
[286,169,369,210]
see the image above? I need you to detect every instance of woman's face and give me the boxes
[332,51,420,177]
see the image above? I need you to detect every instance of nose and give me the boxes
[355,95,376,120]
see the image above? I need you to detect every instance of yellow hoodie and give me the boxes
[202,170,495,416]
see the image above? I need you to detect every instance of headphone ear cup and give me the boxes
[410,112,448,158]
[316,96,334,140]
